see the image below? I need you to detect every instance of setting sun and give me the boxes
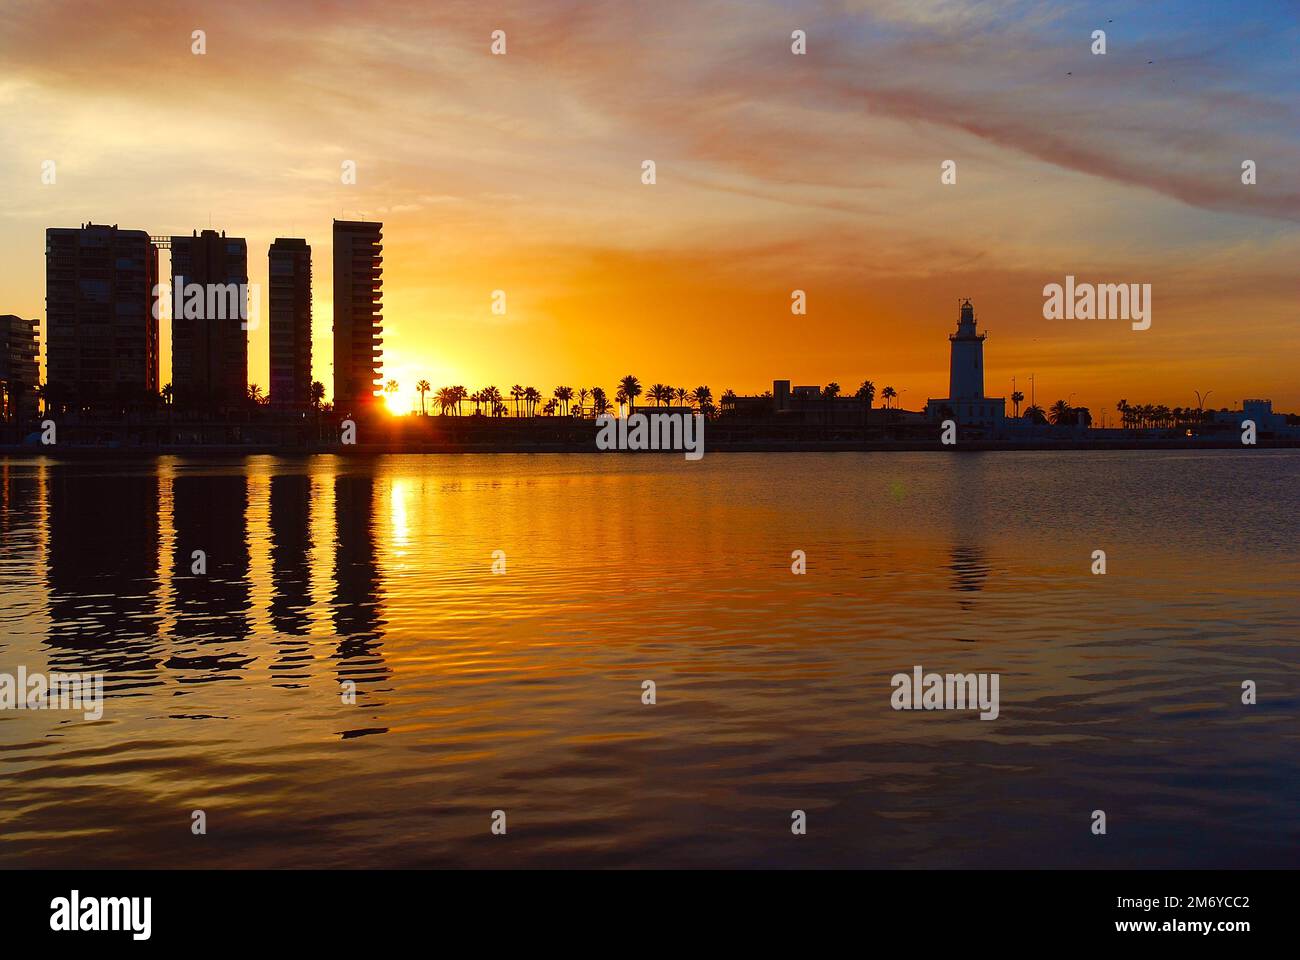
[383,388,407,415]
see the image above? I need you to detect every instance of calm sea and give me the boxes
[1,451,1296,867]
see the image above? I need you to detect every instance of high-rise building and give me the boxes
[0,314,40,423]
[268,238,312,407]
[45,224,159,404]
[170,229,249,408]
[332,220,383,412]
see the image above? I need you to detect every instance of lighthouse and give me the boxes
[949,299,985,400]
[925,299,1006,431]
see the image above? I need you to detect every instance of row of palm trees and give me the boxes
[394,377,909,417]
[399,376,728,418]
[1115,399,1217,430]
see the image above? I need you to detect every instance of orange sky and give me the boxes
[2,0,1297,416]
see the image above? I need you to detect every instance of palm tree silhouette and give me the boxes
[554,385,573,416]
[1024,404,1047,424]
[416,379,432,415]
[310,381,325,410]
[674,387,688,407]
[576,387,590,417]
[824,382,841,398]
[1011,390,1024,417]
[689,385,713,416]
[509,384,524,418]
[647,383,671,407]
[619,375,642,413]
[436,386,455,415]
[881,386,897,409]
[524,386,542,417]
[591,387,610,416]
[1049,399,1072,425]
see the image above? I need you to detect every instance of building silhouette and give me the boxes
[332,220,383,413]
[268,238,312,408]
[926,299,1005,429]
[45,224,159,406]
[171,229,249,408]
[0,314,40,424]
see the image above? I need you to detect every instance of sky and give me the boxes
[2,0,1298,416]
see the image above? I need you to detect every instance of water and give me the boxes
[0,451,1296,867]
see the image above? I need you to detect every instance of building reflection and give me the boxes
[168,475,254,676]
[268,473,314,685]
[44,464,163,674]
[948,543,990,606]
[331,473,389,688]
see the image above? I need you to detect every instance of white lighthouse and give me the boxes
[926,299,1006,431]
[949,299,985,399]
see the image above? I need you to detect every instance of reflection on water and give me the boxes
[0,451,1297,867]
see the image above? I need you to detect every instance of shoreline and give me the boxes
[2,438,1296,457]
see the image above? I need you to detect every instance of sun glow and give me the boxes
[383,390,408,415]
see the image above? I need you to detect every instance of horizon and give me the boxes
[3,0,1299,415]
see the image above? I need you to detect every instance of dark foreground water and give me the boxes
[0,451,1296,867]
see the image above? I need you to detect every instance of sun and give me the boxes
[383,389,407,415]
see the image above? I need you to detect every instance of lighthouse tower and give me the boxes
[925,299,1005,431]
[949,299,985,400]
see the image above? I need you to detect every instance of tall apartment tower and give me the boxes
[170,229,249,408]
[268,238,312,407]
[0,315,40,423]
[332,220,383,413]
[45,224,159,402]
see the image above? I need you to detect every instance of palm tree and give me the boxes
[161,382,175,406]
[1024,404,1047,424]
[824,382,841,398]
[542,399,557,416]
[576,387,590,417]
[618,375,642,413]
[416,379,432,415]
[436,386,456,415]
[451,386,466,416]
[554,385,573,416]
[881,386,897,409]
[385,379,399,395]
[510,384,524,418]
[1049,399,1072,425]
[1011,390,1024,418]
[855,380,875,406]
[674,387,688,407]
[591,387,610,416]
[482,386,504,416]
[247,383,264,404]
[689,385,713,416]
[647,383,671,407]
[310,381,325,410]
[524,386,542,417]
